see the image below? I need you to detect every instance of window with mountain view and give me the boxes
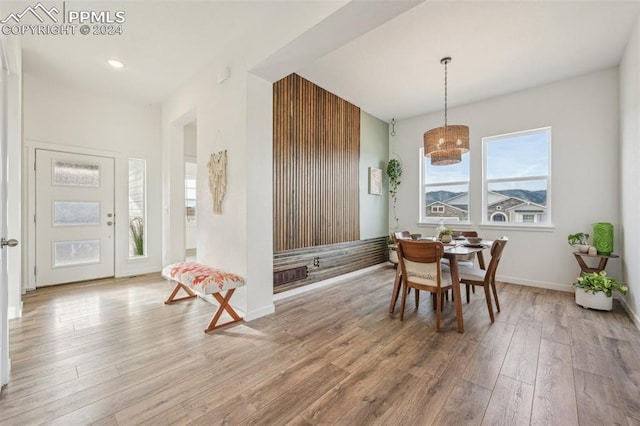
[483,127,551,225]
[419,147,470,223]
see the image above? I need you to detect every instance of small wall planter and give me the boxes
[575,288,613,311]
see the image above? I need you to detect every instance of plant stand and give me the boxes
[573,252,619,274]
[575,288,613,311]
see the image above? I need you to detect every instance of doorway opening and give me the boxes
[184,120,197,261]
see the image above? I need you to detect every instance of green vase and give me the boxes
[593,222,614,255]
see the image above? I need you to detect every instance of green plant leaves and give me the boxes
[386,159,402,198]
[130,216,144,256]
[573,271,627,297]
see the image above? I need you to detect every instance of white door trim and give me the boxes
[24,140,125,291]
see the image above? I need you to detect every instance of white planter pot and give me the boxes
[388,246,398,264]
[575,288,613,311]
[574,244,590,254]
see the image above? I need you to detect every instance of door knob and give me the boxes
[1,238,18,248]
[107,221,113,226]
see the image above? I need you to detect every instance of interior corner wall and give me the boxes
[22,74,163,279]
[392,68,620,292]
[359,110,389,239]
[620,16,640,325]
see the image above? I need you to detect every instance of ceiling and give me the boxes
[297,0,640,121]
[5,0,640,121]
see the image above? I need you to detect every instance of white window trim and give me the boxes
[418,147,471,225]
[481,127,552,228]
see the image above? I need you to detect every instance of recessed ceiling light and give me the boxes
[107,59,124,69]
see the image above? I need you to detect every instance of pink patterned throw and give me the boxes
[161,262,245,294]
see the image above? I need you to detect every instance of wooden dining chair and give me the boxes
[396,240,452,331]
[392,231,411,242]
[449,230,483,268]
[458,237,508,323]
[444,230,482,299]
[388,231,412,313]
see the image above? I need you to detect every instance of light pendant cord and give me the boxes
[443,58,448,127]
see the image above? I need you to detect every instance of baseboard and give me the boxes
[273,263,388,302]
[117,266,162,278]
[496,274,573,293]
[618,297,640,330]
[8,301,22,319]
[245,304,275,321]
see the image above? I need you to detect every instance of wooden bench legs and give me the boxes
[165,282,243,333]
[205,289,243,333]
[164,282,197,304]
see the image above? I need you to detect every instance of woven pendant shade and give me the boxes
[423,125,470,157]
[429,148,462,166]
[423,57,469,166]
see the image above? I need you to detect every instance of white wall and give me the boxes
[22,74,163,281]
[391,68,621,292]
[620,17,640,324]
[360,111,389,239]
[184,122,197,158]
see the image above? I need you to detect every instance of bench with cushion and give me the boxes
[161,262,245,333]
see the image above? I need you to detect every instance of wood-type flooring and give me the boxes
[1,266,639,425]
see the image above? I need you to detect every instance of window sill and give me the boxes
[128,256,149,263]
[417,222,473,228]
[479,223,555,232]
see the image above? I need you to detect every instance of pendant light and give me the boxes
[423,57,469,166]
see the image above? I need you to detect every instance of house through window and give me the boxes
[419,147,470,223]
[483,127,551,226]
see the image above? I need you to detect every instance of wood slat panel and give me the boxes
[273,237,388,293]
[273,73,360,252]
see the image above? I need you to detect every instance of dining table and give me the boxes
[388,238,492,333]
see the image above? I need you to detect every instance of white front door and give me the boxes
[35,150,115,286]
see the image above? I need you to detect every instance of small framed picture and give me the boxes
[368,167,382,195]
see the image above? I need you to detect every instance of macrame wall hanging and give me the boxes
[207,150,227,214]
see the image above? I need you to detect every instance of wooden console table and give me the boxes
[573,252,619,274]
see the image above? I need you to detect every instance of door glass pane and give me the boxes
[54,161,100,187]
[53,240,100,267]
[54,201,100,226]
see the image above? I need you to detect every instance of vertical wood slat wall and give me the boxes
[273,74,360,252]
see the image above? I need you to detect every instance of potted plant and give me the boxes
[573,271,627,311]
[386,159,402,230]
[130,216,144,256]
[568,232,590,253]
[438,228,453,243]
[387,234,398,265]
